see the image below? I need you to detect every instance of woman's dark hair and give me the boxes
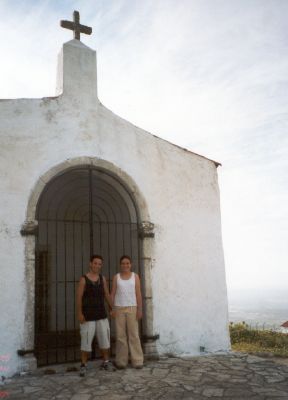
[120,255,132,263]
[90,254,103,262]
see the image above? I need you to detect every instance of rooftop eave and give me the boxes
[151,133,222,168]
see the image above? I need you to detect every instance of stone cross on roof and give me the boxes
[60,10,92,40]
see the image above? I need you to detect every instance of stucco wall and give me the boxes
[0,40,230,376]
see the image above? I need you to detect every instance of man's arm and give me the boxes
[77,276,86,323]
[135,274,143,320]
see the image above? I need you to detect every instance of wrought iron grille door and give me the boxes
[35,167,140,366]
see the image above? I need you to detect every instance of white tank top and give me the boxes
[114,272,137,307]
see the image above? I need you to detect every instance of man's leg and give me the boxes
[96,318,115,371]
[80,321,96,376]
[81,350,89,365]
[100,348,109,362]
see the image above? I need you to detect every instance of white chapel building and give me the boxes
[0,12,230,376]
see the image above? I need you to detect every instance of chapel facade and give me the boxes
[0,12,230,376]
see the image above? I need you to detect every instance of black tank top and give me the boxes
[82,274,107,321]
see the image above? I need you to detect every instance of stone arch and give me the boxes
[21,157,158,369]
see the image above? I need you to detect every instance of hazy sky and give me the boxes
[0,0,287,294]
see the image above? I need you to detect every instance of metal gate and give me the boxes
[35,167,141,366]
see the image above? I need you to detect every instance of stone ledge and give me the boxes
[20,220,38,236]
[139,221,155,239]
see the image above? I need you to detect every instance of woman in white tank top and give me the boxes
[111,255,144,369]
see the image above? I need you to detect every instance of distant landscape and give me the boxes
[228,288,288,330]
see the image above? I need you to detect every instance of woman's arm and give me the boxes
[135,274,143,320]
[110,275,117,307]
[109,275,118,318]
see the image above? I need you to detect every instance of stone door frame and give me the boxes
[21,157,158,370]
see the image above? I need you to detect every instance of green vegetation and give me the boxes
[230,322,288,357]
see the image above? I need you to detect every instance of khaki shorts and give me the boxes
[80,318,110,351]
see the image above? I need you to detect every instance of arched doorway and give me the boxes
[34,166,141,366]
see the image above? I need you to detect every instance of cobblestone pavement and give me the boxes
[1,353,288,399]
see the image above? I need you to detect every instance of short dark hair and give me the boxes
[90,254,103,262]
[120,255,132,263]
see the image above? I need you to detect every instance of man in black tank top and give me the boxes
[77,254,115,376]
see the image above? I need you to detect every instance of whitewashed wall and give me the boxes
[0,40,230,377]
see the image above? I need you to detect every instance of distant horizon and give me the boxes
[228,286,288,293]
[228,286,288,309]
[228,285,288,328]
[228,286,288,300]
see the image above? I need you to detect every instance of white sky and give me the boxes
[0,0,287,294]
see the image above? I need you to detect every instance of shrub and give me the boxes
[229,322,288,356]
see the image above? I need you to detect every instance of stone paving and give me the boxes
[1,353,288,399]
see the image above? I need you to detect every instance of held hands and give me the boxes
[78,313,86,324]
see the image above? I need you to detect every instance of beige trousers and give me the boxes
[115,306,143,367]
